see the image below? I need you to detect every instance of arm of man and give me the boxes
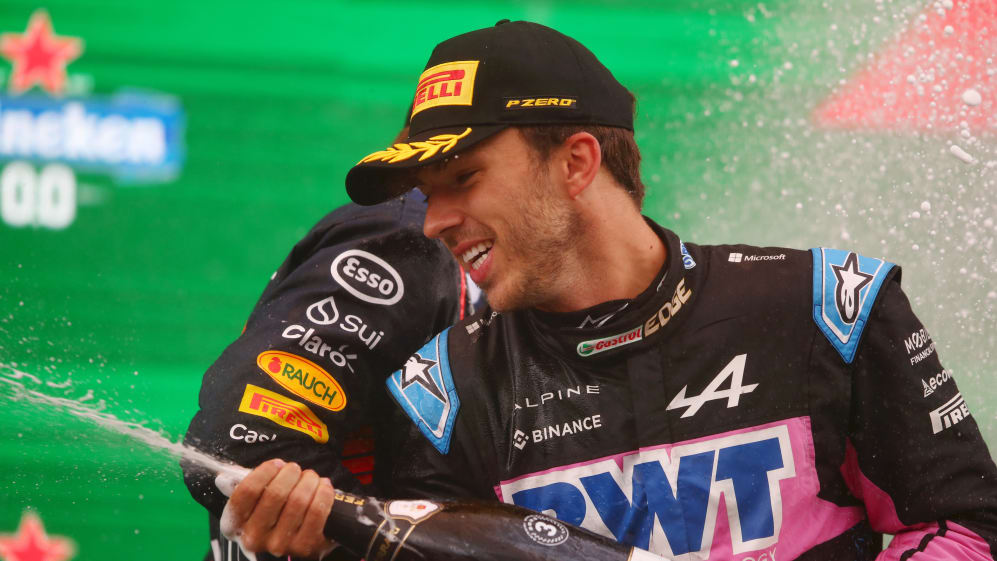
[376,326,499,501]
[182,192,468,558]
[846,276,997,560]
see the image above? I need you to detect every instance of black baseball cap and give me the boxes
[345,20,634,205]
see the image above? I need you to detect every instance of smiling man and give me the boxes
[227,20,997,560]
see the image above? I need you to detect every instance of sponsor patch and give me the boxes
[680,242,696,269]
[523,514,570,546]
[528,414,603,446]
[331,249,405,306]
[281,324,359,371]
[256,351,346,411]
[930,392,971,434]
[922,369,952,398]
[238,384,328,443]
[513,429,529,450]
[667,354,756,418]
[578,325,642,357]
[576,279,692,357]
[228,423,276,444]
[811,248,894,363]
[499,422,800,557]
[387,329,460,454]
[412,60,479,116]
[513,384,600,411]
[504,96,577,110]
[730,252,786,263]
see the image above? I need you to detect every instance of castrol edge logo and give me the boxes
[411,60,479,117]
[577,279,692,357]
[256,351,346,411]
[238,384,329,443]
[577,325,643,357]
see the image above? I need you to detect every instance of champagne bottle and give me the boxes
[323,490,668,561]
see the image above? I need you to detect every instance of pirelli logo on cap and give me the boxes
[239,384,329,443]
[412,61,479,116]
[504,97,577,110]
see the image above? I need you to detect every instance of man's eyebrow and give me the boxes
[413,157,461,184]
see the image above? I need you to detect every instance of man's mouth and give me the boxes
[461,241,494,271]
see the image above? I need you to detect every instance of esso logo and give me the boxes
[331,250,405,305]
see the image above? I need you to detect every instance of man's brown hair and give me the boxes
[518,125,645,208]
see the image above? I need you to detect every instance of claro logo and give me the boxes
[331,249,404,306]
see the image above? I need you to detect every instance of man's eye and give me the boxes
[456,170,478,185]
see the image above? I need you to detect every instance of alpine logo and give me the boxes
[831,253,873,323]
[929,392,971,434]
[499,423,797,558]
[667,354,757,418]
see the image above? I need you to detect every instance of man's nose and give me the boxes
[422,196,463,240]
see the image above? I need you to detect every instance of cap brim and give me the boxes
[346,124,507,206]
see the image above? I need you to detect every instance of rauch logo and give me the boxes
[256,351,346,411]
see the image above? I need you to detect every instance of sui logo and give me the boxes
[499,425,796,559]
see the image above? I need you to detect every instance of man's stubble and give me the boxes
[486,161,585,313]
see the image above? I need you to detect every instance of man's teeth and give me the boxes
[462,242,493,271]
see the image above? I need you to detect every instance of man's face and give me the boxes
[415,128,582,312]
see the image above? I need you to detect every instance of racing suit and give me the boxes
[182,191,475,561]
[382,220,997,560]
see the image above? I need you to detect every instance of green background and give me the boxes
[1,1,994,559]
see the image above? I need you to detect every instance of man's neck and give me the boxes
[538,198,667,314]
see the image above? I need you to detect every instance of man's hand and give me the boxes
[222,458,338,558]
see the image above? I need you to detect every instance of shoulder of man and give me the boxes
[684,242,897,363]
[384,305,515,452]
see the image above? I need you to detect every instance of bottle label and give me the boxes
[523,514,570,546]
[386,500,441,523]
[363,499,443,561]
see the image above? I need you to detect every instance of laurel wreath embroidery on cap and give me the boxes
[359,127,472,164]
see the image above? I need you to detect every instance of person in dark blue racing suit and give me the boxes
[182,189,478,560]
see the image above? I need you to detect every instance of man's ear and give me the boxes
[561,132,601,199]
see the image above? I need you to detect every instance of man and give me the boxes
[230,20,997,560]
[182,188,479,560]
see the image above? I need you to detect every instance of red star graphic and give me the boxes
[0,10,83,96]
[0,512,76,561]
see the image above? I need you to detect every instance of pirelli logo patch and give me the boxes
[504,97,577,110]
[239,384,329,443]
[412,61,479,116]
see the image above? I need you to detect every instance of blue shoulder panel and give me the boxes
[811,248,895,364]
[387,328,460,454]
